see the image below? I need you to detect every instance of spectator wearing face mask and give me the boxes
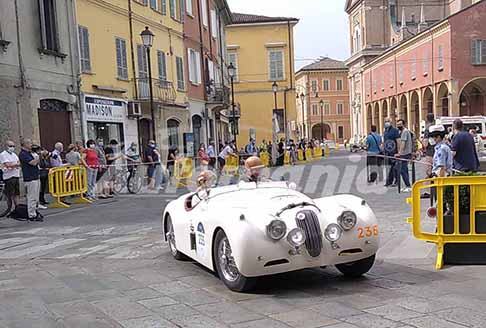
[383,118,400,187]
[145,140,159,190]
[38,148,52,206]
[0,140,21,211]
[19,139,42,221]
[83,140,99,200]
[395,119,412,192]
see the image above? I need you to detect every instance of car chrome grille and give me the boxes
[295,210,323,257]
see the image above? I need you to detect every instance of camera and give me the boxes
[31,145,41,153]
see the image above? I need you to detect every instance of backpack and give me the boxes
[7,204,43,221]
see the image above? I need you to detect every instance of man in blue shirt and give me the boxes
[366,125,383,183]
[383,118,400,186]
[19,139,42,221]
[451,119,479,173]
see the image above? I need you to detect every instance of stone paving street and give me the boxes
[1,153,486,328]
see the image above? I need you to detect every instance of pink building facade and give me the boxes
[362,1,486,135]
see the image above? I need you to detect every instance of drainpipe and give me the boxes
[69,0,85,142]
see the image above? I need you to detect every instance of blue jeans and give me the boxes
[397,154,412,188]
[87,167,97,198]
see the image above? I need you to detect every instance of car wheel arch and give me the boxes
[211,226,224,273]
[162,212,171,241]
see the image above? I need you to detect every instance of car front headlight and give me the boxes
[324,223,343,242]
[338,211,357,231]
[266,219,287,241]
[287,228,306,247]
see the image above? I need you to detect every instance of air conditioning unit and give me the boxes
[128,101,142,118]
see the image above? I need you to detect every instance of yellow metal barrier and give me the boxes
[314,147,323,158]
[284,151,290,165]
[223,154,239,176]
[260,151,270,167]
[324,145,331,157]
[305,149,313,161]
[48,165,91,208]
[407,175,486,270]
[297,149,305,162]
[174,158,194,187]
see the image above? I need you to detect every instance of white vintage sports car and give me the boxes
[162,179,380,292]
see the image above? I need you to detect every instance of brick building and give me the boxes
[345,0,485,139]
[363,1,486,134]
[296,57,351,143]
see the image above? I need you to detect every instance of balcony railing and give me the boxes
[133,78,177,104]
[207,84,230,104]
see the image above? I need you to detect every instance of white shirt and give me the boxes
[0,150,20,179]
[218,145,233,159]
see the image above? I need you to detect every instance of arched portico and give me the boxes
[459,77,486,116]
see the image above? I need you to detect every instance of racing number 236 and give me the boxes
[357,225,379,238]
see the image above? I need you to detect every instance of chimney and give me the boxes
[418,3,428,32]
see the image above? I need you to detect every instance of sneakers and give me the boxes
[401,187,412,193]
[37,204,48,210]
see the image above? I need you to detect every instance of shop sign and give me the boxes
[85,95,126,123]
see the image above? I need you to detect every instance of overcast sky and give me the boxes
[227,0,350,69]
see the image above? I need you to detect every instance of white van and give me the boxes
[436,116,486,156]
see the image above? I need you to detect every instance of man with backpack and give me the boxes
[366,125,383,183]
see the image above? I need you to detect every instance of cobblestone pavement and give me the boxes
[1,153,485,328]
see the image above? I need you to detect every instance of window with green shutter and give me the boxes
[176,56,185,90]
[116,38,128,79]
[78,25,91,73]
[169,0,176,19]
[157,50,167,81]
[268,49,284,81]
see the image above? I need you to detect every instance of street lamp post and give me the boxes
[228,63,237,146]
[140,26,156,143]
[319,99,324,141]
[272,81,279,165]
[299,92,305,139]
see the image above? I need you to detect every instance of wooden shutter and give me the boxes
[481,40,486,65]
[38,0,47,49]
[169,0,175,18]
[196,51,202,84]
[137,45,148,78]
[116,38,122,78]
[116,38,128,79]
[78,26,91,72]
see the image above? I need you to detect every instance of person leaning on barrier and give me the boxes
[429,125,453,178]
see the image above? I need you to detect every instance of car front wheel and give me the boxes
[165,215,187,260]
[213,230,257,292]
[335,254,375,278]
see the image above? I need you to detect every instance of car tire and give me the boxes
[335,254,375,278]
[213,229,257,292]
[165,215,187,261]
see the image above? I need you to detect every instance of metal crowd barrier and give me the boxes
[174,158,194,187]
[260,151,270,167]
[407,175,486,269]
[48,165,92,208]
[223,154,239,176]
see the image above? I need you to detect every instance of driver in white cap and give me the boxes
[429,124,453,177]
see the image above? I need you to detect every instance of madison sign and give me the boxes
[84,96,126,123]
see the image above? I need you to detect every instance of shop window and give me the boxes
[273,109,284,133]
[87,122,124,147]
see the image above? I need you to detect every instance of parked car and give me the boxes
[162,177,380,292]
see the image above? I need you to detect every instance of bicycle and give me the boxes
[0,180,13,218]
[112,163,144,194]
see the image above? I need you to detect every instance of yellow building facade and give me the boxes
[226,14,298,148]
[76,0,189,157]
